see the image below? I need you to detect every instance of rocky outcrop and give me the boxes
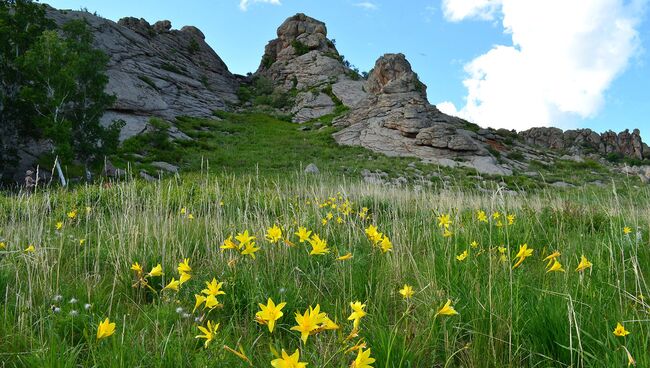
[519,127,646,160]
[332,53,512,176]
[255,13,366,122]
[46,7,239,141]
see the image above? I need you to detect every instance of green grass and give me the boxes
[0,172,648,367]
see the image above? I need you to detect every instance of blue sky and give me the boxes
[45,0,650,140]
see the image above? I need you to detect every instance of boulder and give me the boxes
[46,6,239,140]
[332,53,508,176]
[304,163,320,174]
[254,13,366,121]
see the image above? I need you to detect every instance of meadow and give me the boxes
[0,171,648,367]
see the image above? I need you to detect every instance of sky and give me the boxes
[45,0,650,140]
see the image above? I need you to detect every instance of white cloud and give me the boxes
[239,0,281,11]
[354,2,379,10]
[442,0,500,21]
[439,0,646,131]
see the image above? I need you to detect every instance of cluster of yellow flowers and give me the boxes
[364,225,392,253]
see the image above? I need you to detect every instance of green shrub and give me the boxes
[291,40,310,56]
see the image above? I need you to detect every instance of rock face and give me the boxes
[255,13,366,122]
[519,127,646,159]
[333,53,511,176]
[46,8,239,141]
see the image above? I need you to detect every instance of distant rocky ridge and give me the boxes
[519,127,648,160]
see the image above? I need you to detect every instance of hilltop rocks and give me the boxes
[519,127,646,159]
[46,8,239,140]
[333,53,510,176]
[255,13,366,122]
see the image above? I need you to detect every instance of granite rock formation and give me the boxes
[332,53,512,175]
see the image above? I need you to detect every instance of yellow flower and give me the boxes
[67,210,77,220]
[24,245,35,253]
[492,211,501,220]
[364,225,382,244]
[399,284,414,299]
[177,258,191,274]
[204,294,220,310]
[437,214,452,229]
[148,264,163,277]
[235,230,256,246]
[79,239,85,245]
[55,222,63,231]
[326,212,333,220]
[295,227,312,243]
[308,234,330,256]
[220,235,239,251]
[163,278,180,291]
[575,255,593,272]
[266,225,283,244]
[613,322,630,337]
[348,301,367,329]
[477,210,488,223]
[513,244,533,269]
[507,214,515,225]
[195,320,219,348]
[456,250,469,261]
[336,217,344,224]
[256,298,286,333]
[130,262,143,274]
[470,241,479,248]
[443,228,453,238]
[379,236,392,253]
[180,207,187,215]
[271,349,308,368]
[319,316,339,331]
[0,242,5,250]
[336,252,353,261]
[351,347,375,368]
[241,241,260,259]
[623,226,632,235]
[188,213,195,220]
[546,259,565,273]
[96,318,116,340]
[435,299,458,317]
[291,304,326,344]
[202,278,226,296]
[193,294,206,313]
[543,251,561,268]
[321,218,328,226]
[179,272,192,284]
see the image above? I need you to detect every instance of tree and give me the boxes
[0,0,54,176]
[1,1,122,182]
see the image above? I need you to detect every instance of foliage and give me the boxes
[0,170,648,367]
[1,1,120,179]
[291,40,310,56]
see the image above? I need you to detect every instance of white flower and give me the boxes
[69,298,78,304]
[175,307,184,314]
[84,303,92,310]
[53,295,63,302]
[69,310,79,317]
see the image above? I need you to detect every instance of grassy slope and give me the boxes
[0,173,648,367]
[111,111,637,192]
